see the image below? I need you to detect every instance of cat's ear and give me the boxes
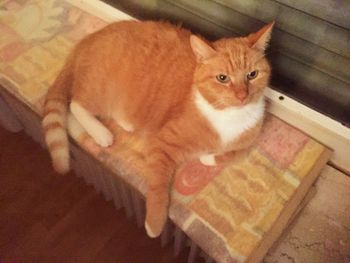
[247,22,274,51]
[190,35,216,61]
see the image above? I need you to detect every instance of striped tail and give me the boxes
[42,63,72,174]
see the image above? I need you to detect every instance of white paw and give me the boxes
[200,154,217,166]
[92,127,114,147]
[118,119,135,132]
[67,113,85,139]
[145,222,158,238]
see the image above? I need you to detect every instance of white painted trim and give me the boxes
[66,0,134,22]
[265,87,350,141]
[265,87,350,172]
[65,0,350,171]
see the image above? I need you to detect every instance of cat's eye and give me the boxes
[216,74,230,83]
[247,70,259,80]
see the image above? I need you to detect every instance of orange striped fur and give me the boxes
[42,20,273,237]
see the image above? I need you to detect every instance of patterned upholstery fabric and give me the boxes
[0,1,330,262]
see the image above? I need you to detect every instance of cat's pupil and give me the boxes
[247,70,258,80]
[216,74,229,83]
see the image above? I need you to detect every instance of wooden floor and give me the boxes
[0,127,193,263]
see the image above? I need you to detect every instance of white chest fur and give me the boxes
[195,91,265,146]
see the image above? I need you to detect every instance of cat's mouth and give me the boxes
[240,98,250,106]
[234,102,247,108]
[235,96,250,107]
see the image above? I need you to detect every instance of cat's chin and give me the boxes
[236,95,264,107]
[233,99,250,107]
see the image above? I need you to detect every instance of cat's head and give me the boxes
[190,23,274,109]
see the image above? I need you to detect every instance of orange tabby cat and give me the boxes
[42,20,273,238]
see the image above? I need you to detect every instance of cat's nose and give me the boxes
[235,89,248,102]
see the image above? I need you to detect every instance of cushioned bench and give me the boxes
[0,1,331,262]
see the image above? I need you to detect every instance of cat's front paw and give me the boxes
[145,215,167,238]
[145,189,169,238]
[199,154,217,166]
[145,222,158,238]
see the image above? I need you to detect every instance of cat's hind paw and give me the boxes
[93,126,114,147]
[70,101,114,147]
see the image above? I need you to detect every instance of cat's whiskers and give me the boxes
[211,99,229,109]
